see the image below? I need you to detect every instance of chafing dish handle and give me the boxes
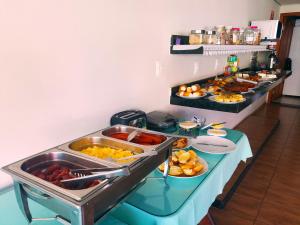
[32,216,70,225]
[13,182,32,223]
[22,185,51,200]
[13,182,71,225]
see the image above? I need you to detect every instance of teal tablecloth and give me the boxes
[110,130,252,225]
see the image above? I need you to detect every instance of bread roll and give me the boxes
[191,84,200,92]
[186,87,192,93]
[178,91,185,96]
[192,92,201,97]
[179,85,187,92]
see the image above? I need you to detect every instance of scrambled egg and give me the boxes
[215,94,244,103]
[81,146,133,161]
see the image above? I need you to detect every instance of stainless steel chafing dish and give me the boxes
[2,125,175,225]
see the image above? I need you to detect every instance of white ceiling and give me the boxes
[277,0,300,5]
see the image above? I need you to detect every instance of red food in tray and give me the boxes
[110,132,166,145]
[224,81,255,93]
[30,163,99,190]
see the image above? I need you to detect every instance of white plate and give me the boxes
[207,129,227,137]
[176,92,207,99]
[208,96,246,104]
[191,136,236,154]
[157,155,208,178]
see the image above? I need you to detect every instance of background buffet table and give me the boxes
[0,129,252,225]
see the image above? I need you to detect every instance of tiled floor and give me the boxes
[210,104,300,225]
[273,96,300,108]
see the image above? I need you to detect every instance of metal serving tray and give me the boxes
[99,124,170,148]
[58,136,147,166]
[3,149,111,201]
[99,125,169,149]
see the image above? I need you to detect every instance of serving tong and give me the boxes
[127,130,139,142]
[61,166,130,186]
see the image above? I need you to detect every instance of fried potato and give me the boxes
[183,168,196,176]
[179,163,194,170]
[188,150,197,159]
[193,162,204,172]
[185,158,196,167]
[158,163,165,171]
[175,150,186,158]
[178,152,191,164]
[171,154,178,163]
[169,166,183,176]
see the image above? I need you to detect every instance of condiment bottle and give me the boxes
[244,26,255,45]
[189,29,205,45]
[231,28,240,45]
[251,26,261,45]
[215,25,226,45]
[205,30,217,44]
[225,26,232,45]
[239,28,245,45]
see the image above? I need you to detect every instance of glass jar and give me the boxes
[215,25,226,45]
[225,26,232,45]
[244,27,255,45]
[231,28,240,45]
[189,29,205,45]
[239,28,245,45]
[251,26,261,45]
[205,30,217,44]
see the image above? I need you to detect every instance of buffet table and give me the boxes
[0,129,252,225]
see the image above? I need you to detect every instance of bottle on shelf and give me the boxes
[205,29,217,44]
[225,26,233,45]
[231,28,240,45]
[189,29,205,45]
[239,28,245,45]
[244,26,255,45]
[215,25,226,45]
[251,26,261,45]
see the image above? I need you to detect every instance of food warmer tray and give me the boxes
[2,125,176,225]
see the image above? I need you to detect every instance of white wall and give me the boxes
[280,4,300,13]
[0,0,279,188]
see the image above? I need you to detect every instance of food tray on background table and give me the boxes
[208,95,246,104]
[176,92,207,99]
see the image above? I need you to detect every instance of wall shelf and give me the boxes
[170,35,270,55]
[170,44,269,55]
